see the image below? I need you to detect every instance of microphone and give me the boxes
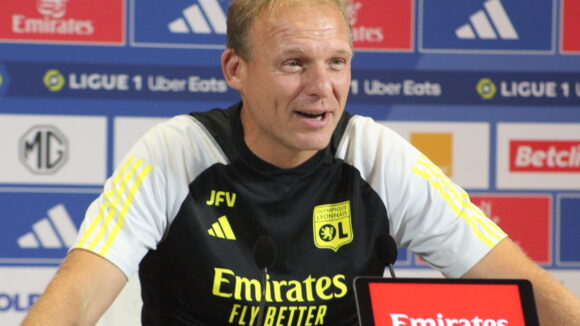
[253,235,277,326]
[375,234,398,278]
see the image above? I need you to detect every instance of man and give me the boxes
[23,0,580,325]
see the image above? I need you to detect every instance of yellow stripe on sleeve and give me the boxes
[412,156,505,248]
[87,159,144,252]
[98,164,152,256]
[77,157,135,248]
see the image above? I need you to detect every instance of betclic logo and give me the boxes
[0,0,124,45]
[510,140,580,172]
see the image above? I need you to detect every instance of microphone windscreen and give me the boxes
[375,234,398,266]
[253,235,277,270]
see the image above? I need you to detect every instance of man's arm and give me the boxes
[21,249,127,326]
[463,238,580,326]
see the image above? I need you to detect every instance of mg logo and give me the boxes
[19,125,69,175]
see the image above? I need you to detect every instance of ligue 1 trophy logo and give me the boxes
[37,0,69,19]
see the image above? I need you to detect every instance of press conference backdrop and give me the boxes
[0,0,579,324]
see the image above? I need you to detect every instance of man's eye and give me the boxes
[331,58,346,66]
[286,60,301,67]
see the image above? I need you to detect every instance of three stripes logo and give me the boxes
[455,0,518,40]
[17,204,78,249]
[169,0,227,34]
[208,216,236,240]
[76,156,152,256]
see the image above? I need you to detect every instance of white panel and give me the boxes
[113,117,168,166]
[497,123,580,189]
[380,121,490,189]
[0,267,57,325]
[0,115,107,185]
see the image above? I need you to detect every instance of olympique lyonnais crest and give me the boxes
[313,201,353,252]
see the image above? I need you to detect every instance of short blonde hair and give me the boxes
[226,0,352,60]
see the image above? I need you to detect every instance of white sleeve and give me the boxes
[72,115,227,278]
[338,116,507,278]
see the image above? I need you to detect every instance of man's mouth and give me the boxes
[296,111,326,120]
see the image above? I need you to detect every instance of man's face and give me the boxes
[234,3,352,168]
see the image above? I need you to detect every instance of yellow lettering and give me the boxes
[226,192,236,207]
[305,305,317,326]
[206,190,237,207]
[272,280,287,302]
[206,190,216,205]
[287,306,298,324]
[315,305,327,325]
[296,306,308,325]
[286,280,304,302]
[216,191,225,206]
[303,275,316,301]
[229,304,241,324]
[275,306,287,326]
[234,275,261,302]
[315,276,333,300]
[333,274,348,298]
[264,306,277,326]
[249,306,260,326]
[213,268,234,298]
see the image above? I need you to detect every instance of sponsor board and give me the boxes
[419,0,556,54]
[0,267,57,324]
[0,188,98,265]
[349,70,580,106]
[114,117,169,166]
[556,194,580,266]
[561,0,580,54]
[368,282,526,326]
[347,0,414,52]
[4,63,579,105]
[0,0,124,45]
[131,0,228,49]
[380,122,489,189]
[3,62,236,102]
[497,123,580,189]
[471,194,552,265]
[0,115,107,185]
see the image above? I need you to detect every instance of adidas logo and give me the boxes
[455,0,518,40]
[17,204,78,249]
[168,0,227,34]
[208,216,236,240]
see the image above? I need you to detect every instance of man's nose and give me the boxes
[304,64,333,98]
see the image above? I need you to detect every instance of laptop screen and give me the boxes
[354,277,539,326]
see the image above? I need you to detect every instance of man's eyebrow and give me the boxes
[279,47,353,57]
[279,47,306,56]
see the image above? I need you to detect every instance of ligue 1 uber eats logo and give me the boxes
[43,69,66,92]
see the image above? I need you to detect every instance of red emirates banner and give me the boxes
[347,0,414,51]
[0,0,124,45]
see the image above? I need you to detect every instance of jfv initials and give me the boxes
[207,190,237,207]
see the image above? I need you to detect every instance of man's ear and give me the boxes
[221,48,245,91]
